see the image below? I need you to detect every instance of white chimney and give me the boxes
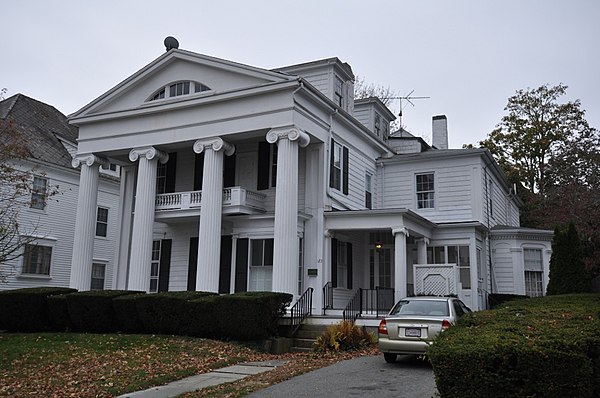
[432,115,448,149]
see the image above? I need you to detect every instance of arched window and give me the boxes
[147,81,211,102]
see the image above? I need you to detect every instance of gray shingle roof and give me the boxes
[0,94,78,169]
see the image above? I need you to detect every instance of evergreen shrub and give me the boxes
[47,293,73,331]
[0,287,77,331]
[428,294,600,398]
[488,293,527,309]
[66,290,143,333]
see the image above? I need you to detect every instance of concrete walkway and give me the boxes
[117,360,287,398]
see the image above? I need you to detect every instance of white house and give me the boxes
[66,39,552,311]
[0,94,121,291]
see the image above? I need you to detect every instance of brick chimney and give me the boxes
[432,115,448,149]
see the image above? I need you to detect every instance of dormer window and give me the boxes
[147,81,211,102]
[334,76,344,108]
[375,114,381,137]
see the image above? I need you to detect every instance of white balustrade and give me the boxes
[155,187,265,213]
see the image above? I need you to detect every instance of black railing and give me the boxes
[289,287,313,335]
[322,281,334,315]
[342,288,363,323]
[343,287,395,322]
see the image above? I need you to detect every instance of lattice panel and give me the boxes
[414,265,458,296]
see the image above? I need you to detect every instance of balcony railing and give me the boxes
[155,187,266,215]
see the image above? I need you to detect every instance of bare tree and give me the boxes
[354,76,402,132]
[0,120,58,282]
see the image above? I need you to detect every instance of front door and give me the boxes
[369,247,393,289]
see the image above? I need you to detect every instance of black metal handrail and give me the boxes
[289,287,313,335]
[322,281,333,315]
[342,288,363,323]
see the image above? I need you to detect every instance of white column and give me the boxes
[193,138,235,293]
[267,127,310,297]
[393,227,409,302]
[417,237,429,264]
[70,154,108,290]
[128,147,168,292]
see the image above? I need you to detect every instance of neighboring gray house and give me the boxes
[0,94,120,291]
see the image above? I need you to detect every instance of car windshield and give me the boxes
[389,299,449,316]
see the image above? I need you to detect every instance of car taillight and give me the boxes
[441,319,451,331]
[378,319,388,335]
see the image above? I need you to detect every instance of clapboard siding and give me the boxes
[297,70,331,98]
[0,164,120,291]
[492,243,515,293]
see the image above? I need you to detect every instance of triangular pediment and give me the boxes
[71,49,293,118]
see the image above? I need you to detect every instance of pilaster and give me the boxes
[392,227,409,302]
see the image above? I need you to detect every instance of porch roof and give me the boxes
[324,208,435,238]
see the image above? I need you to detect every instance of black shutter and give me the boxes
[257,141,270,190]
[187,237,199,291]
[347,242,353,290]
[331,238,338,288]
[193,153,204,191]
[235,238,249,292]
[158,239,172,292]
[223,153,236,188]
[219,236,232,294]
[165,153,177,193]
[329,138,335,188]
[342,146,349,195]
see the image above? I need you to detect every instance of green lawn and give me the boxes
[0,333,271,397]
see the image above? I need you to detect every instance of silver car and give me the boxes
[378,296,471,363]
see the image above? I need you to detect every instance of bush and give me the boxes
[66,290,143,333]
[428,294,600,398]
[0,287,77,332]
[314,320,374,352]
[47,294,72,331]
[187,291,292,340]
[112,293,146,333]
[134,291,217,335]
[488,293,527,309]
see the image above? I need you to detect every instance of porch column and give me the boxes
[193,138,235,293]
[417,237,429,264]
[128,147,168,292]
[392,227,409,301]
[267,127,310,297]
[70,154,109,290]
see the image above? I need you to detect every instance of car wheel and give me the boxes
[383,353,397,363]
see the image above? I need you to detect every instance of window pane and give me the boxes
[524,249,543,271]
[434,247,445,264]
[459,246,470,266]
[460,267,471,289]
[251,240,263,266]
[96,223,107,237]
[264,239,274,266]
[448,246,458,265]
[23,244,51,275]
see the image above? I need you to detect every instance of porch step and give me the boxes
[290,323,329,352]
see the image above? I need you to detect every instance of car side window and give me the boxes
[459,301,472,314]
[452,301,465,317]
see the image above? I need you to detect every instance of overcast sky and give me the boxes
[3,1,599,148]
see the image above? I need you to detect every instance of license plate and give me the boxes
[405,328,421,337]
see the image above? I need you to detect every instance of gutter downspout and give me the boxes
[484,166,496,295]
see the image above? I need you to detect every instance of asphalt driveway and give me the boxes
[246,354,436,398]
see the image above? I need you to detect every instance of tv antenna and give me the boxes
[387,90,430,128]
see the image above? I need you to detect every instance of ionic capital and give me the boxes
[72,153,110,169]
[266,127,310,148]
[193,137,235,156]
[391,227,409,237]
[129,147,169,164]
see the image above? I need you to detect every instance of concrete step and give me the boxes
[292,338,317,350]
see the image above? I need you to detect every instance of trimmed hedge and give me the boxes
[66,290,144,333]
[47,294,72,332]
[428,294,600,398]
[0,287,77,331]
[187,291,293,340]
[488,293,528,309]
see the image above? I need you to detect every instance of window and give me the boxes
[249,239,274,291]
[31,176,48,210]
[156,161,167,194]
[257,142,277,190]
[150,240,161,293]
[427,245,471,289]
[416,173,434,209]
[329,139,349,194]
[148,81,211,102]
[365,173,373,209]
[334,76,344,107]
[524,248,543,297]
[22,244,52,275]
[91,263,106,290]
[374,114,381,137]
[96,207,108,237]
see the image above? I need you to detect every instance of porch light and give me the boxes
[375,242,383,250]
